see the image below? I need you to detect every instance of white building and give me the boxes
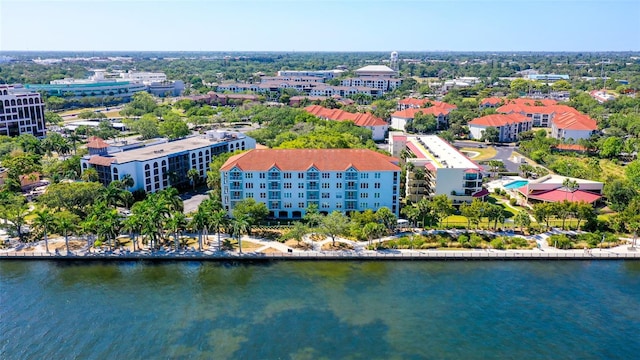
[468,114,533,142]
[340,77,402,93]
[0,84,46,137]
[81,131,255,193]
[354,65,398,78]
[550,112,598,141]
[389,133,486,204]
[219,149,401,218]
[277,69,345,79]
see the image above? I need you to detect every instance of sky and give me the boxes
[1,0,639,52]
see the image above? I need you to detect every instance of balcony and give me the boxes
[307,182,319,190]
[268,182,280,190]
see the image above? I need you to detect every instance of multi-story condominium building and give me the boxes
[496,98,579,127]
[525,74,570,82]
[277,69,345,79]
[550,112,598,141]
[260,76,324,84]
[304,105,389,141]
[468,114,533,142]
[0,84,46,137]
[219,149,401,218]
[396,98,456,111]
[390,105,456,131]
[81,131,255,193]
[389,133,486,204]
[216,81,383,98]
[354,65,398,78]
[340,77,402,93]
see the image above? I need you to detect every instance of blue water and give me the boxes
[504,180,529,189]
[1,261,639,359]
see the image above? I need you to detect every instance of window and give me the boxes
[284,202,292,208]
[360,193,368,198]
[298,183,304,189]
[284,183,292,189]
[360,173,369,179]
[336,203,342,209]
[259,173,266,179]
[360,183,369,189]
[322,202,330,209]
[336,173,343,179]
[284,193,292,198]
[336,183,342,189]
[360,202,368,208]
[374,173,381,179]
[322,173,330,179]
[374,203,380,208]
[322,183,330,189]
[298,173,304,179]
[246,193,254,198]
[374,193,380,198]
[284,173,292,179]
[374,183,381,189]
[244,183,253,189]
[298,202,305,208]
[260,193,266,199]
[322,193,330,199]
[298,193,305,198]
[260,183,266,189]
[246,173,253,179]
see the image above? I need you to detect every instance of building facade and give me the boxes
[81,131,255,193]
[389,133,486,204]
[304,105,389,141]
[0,84,46,137]
[468,114,533,142]
[220,149,401,218]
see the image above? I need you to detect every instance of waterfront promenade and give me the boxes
[1,229,638,262]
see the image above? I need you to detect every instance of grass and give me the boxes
[459,147,497,161]
[599,159,626,179]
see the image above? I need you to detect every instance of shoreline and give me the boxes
[1,248,638,262]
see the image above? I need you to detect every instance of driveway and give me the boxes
[491,146,521,173]
[181,188,212,214]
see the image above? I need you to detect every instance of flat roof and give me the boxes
[532,174,602,185]
[102,135,242,164]
[408,135,478,170]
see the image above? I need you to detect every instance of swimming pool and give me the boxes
[504,180,529,189]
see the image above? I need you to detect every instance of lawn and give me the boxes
[459,147,497,161]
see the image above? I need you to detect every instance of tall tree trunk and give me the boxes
[65,232,70,255]
[238,234,242,253]
[217,228,221,252]
[44,231,50,254]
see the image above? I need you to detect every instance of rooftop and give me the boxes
[88,134,245,164]
[407,135,479,170]
[469,113,529,127]
[220,149,400,172]
[304,105,387,126]
[355,65,396,73]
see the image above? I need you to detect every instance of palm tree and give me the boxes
[562,178,579,201]
[32,209,56,254]
[56,211,79,255]
[121,174,135,189]
[160,187,183,213]
[190,211,207,251]
[6,202,30,243]
[166,212,187,251]
[122,213,143,252]
[210,209,228,251]
[187,168,200,191]
[231,214,250,253]
[67,131,81,155]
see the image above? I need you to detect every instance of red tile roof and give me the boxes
[88,155,115,166]
[553,144,588,152]
[527,189,602,203]
[304,105,387,126]
[469,113,529,127]
[398,98,456,110]
[220,149,400,172]
[391,106,453,119]
[552,112,598,131]
[87,136,110,149]
[480,97,503,106]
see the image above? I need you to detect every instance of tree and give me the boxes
[533,202,554,228]
[599,136,623,159]
[573,201,595,231]
[44,111,63,125]
[122,213,144,252]
[481,127,500,144]
[39,181,104,217]
[303,203,323,227]
[362,222,385,247]
[626,160,640,188]
[128,114,160,140]
[429,194,454,227]
[56,211,79,255]
[551,80,572,91]
[4,201,29,242]
[187,168,200,190]
[288,221,308,247]
[32,209,56,254]
[513,211,531,232]
[562,178,579,201]
[231,214,250,253]
[210,209,228,251]
[121,91,158,116]
[81,167,99,182]
[375,207,397,233]
[320,211,349,247]
[232,198,268,232]
[460,200,484,229]
[604,179,637,211]
[159,117,190,140]
[166,211,187,251]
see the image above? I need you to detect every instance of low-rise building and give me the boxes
[389,133,486,204]
[219,149,401,218]
[304,105,388,141]
[468,114,533,142]
[479,97,503,108]
[0,84,46,137]
[550,112,598,141]
[81,131,255,193]
[390,105,455,131]
[496,98,579,127]
[513,175,603,204]
[277,69,345,79]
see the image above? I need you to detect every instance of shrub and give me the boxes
[458,234,469,248]
[548,234,572,249]
[93,240,103,247]
[494,188,502,195]
[490,238,505,250]
[509,198,517,206]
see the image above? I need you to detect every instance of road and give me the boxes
[181,188,212,214]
